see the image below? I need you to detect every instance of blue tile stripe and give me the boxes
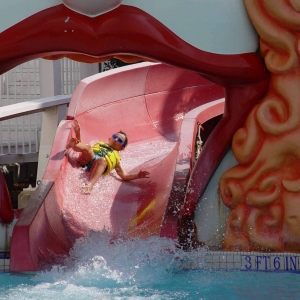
[184,251,300,272]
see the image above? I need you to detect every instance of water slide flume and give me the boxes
[10,63,224,271]
[0,2,270,271]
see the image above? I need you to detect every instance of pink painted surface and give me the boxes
[161,99,225,239]
[10,63,224,271]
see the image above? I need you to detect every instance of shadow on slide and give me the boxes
[10,62,224,272]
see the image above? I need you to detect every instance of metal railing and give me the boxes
[0,58,82,159]
[0,95,72,165]
[0,60,41,158]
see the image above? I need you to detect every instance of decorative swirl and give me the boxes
[262,0,300,31]
[282,178,300,192]
[227,205,246,231]
[220,178,245,209]
[246,205,283,251]
[223,204,250,251]
[232,106,263,164]
[260,204,283,230]
[244,0,299,73]
[246,175,281,207]
[219,164,255,209]
[256,72,300,135]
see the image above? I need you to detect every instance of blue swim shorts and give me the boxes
[83,152,103,172]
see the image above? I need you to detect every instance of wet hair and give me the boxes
[117,130,128,148]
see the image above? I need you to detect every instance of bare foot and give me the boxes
[66,137,79,149]
[81,183,92,194]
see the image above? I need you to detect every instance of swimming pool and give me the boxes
[1,232,300,299]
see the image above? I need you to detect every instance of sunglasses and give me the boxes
[112,134,125,146]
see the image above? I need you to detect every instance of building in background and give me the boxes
[0,58,99,208]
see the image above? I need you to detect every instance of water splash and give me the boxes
[1,232,300,299]
[43,231,196,285]
[2,231,207,299]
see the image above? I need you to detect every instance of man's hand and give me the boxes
[137,170,150,179]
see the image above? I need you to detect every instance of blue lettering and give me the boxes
[274,256,281,270]
[245,256,252,270]
[289,256,297,271]
[256,256,263,269]
[263,256,269,270]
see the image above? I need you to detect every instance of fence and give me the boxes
[0,58,82,159]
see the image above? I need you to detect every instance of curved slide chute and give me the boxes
[10,62,224,272]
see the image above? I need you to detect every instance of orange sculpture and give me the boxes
[221,0,300,252]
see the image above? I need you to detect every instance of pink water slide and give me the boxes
[9,62,225,271]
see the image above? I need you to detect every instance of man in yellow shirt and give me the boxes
[66,119,149,194]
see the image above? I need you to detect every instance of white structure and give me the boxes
[0,58,99,182]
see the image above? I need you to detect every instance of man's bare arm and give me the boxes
[115,163,150,181]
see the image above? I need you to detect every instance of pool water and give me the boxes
[1,231,299,300]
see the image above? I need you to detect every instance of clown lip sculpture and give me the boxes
[0,4,268,217]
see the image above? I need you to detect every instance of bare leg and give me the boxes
[66,137,78,149]
[66,138,107,194]
[66,138,94,165]
[81,157,108,194]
